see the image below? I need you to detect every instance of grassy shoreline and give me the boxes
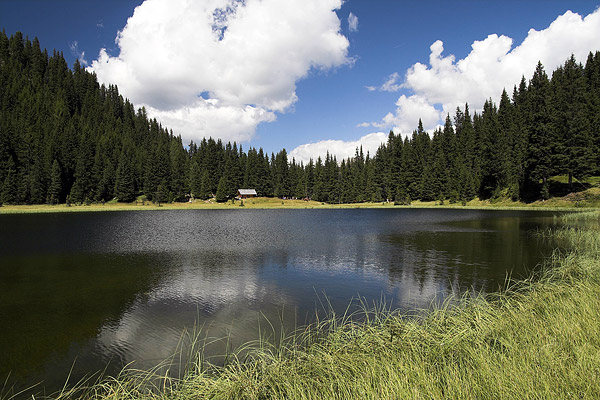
[42,211,600,399]
[1,194,599,214]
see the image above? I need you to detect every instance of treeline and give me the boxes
[1,30,599,205]
[0,31,190,204]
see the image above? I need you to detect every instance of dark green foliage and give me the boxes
[169,135,188,201]
[585,52,600,175]
[69,127,95,203]
[47,159,62,204]
[1,158,18,204]
[1,30,599,206]
[155,180,169,204]
[198,170,212,200]
[526,62,553,198]
[272,149,290,198]
[114,144,136,202]
[550,56,594,188]
[479,99,504,197]
[393,185,410,205]
[215,176,228,202]
[455,105,479,200]
[498,89,522,200]
[0,31,188,205]
[189,160,202,199]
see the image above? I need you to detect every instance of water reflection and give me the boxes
[0,209,561,395]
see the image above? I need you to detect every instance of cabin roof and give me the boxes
[238,189,257,195]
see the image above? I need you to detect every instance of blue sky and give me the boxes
[1,1,599,162]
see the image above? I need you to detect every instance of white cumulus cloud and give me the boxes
[89,0,351,144]
[377,95,441,134]
[289,132,388,164]
[367,8,600,135]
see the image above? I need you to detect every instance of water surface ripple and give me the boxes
[0,208,561,394]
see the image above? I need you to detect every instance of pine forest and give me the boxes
[1,30,599,206]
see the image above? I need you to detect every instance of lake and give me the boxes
[0,208,562,395]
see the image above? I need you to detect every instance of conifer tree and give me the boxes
[215,176,228,202]
[364,153,376,202]
[169,135,187,201]
[199,169,212,199]
[551,55,593,188]
[1,30,599,206]
[97,160,116,201]
[28,158,47,205]
[273,149,290,198]
[526,62,553,199]
[312,157,324,201]
[1,159,18,204]
[69,128,95,203]
[305,159,315,199]
[189,160,202,199]
[585,51,600,174]
[115,146,136,202]
[498,89,521,199]
[244,147,260,189]
[479,98,508,197]
[47,159,62,204]
[155,180,169,204]
[372,145,388,201]
[428,128,446,199]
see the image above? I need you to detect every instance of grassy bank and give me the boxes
[2,189,600,214]
[43,211,600,399]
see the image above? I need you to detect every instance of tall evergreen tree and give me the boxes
[551,55,593,188]
[1,158,18,204]
[115,144,136,202]
[585,51,600,174]
[199,169,212,200]
[526,62,553,199]
[189,160,202,199]
[215,176,228,202]
[47,159,62,204]
[169,135,187,201]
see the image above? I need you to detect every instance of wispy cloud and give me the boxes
[69,41,88,66]
[348,12,358,32]
[366,72,402,92]
[380,72,402,92]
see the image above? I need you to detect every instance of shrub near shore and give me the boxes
[46,211,600,400]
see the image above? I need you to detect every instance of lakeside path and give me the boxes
[1,196,599,214]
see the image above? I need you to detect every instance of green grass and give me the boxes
[2,193,600,214]
[25,211,599,399]
[550,174,600,187]
[3,176,600,214]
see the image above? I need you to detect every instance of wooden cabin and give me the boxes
[237,189,257,199]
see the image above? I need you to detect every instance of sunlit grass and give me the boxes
[2,195,599,214]
[20,211,598,399]
[550,174,600,186]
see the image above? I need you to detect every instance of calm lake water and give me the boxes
[0,208,563,395]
